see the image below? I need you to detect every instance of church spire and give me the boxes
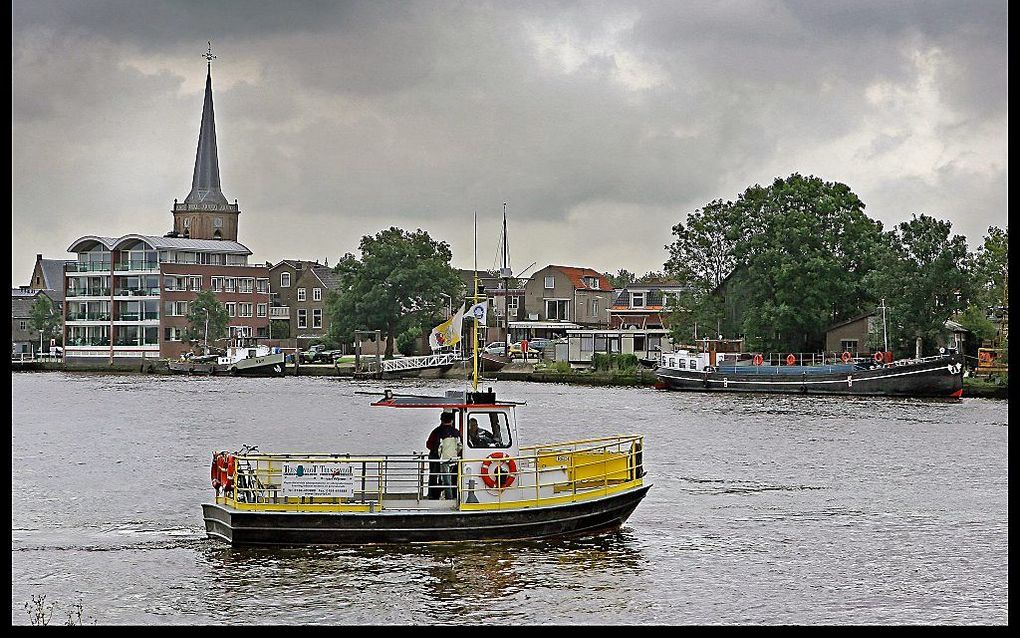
[184,42,228,206]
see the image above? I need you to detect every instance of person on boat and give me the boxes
[467,418,497,448]
[437,428,462,500]
[426,411,460,500]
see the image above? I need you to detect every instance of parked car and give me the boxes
[527,338,553,352]
[483,342,508,355]
[508,342,523,356]
[300,344,328,363]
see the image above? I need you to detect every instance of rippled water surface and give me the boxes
[11,372,1009,624]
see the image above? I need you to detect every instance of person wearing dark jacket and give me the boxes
[426,411,460,499]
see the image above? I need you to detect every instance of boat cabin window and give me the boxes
[689,359,698,369]
[676,358,685,369]
[465,411,512,449]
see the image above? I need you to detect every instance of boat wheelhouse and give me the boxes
[202,388,649,545]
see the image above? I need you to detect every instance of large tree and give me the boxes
[665,175,885,351]
[184,289,230,351]
[29,295,61,352]
[866,214,972,356]
[326,227,464,358]
[958,226,1008,346]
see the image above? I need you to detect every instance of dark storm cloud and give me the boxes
[11,1,1007,283]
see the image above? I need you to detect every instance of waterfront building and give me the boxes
[62,54,269,361]
[512,265,612,341]
[564,328,673,368]
[609,282,689,329]
[11,287,63,355]
[268,260,341,345]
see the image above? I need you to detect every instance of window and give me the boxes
[225,303,236,317]
[465,411,512,449]
[297,309,307,328]
[297,288,306,302]
[256,279,269,294]
[580,335,593,352]
[19,320,27,331]
[239,303,253,317]
[545,299,569,321]
[224,278,236,292]
[214,217,223,228]
[210,277,222,292]
[313,288,322,301]
[281,272,291,288]
[312,309,322,328]
[592,298,600,316]
[840,339,859,353]
[257,303,267,317]
[584,276,600,289]
[238,278,254,294]
[634,335,646,351]
[507,296,520,313]
[631,292,646,308]
[544,276,555,289]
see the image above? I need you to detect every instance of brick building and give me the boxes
[62,59,269,360]
[269,260,342,344]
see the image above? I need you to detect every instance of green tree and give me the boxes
[866,214,972,356]
[29,295,61,352]
[665,175,885,352]
[269,319,290,340]
[184,289,230,351]
[972,226,1008,311]
[326,227,464,358]
[606,269,636,289]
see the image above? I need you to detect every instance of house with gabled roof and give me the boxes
[268,259,342,344]
[514,265,613,340]
[609,282,690,329]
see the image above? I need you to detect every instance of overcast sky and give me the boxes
[12,0,1008,287]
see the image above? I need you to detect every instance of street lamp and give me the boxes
[438,292,452,319]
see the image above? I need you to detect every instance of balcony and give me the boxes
[67,262,112,272]
[66,338,111,347]
[116,312,160,322]
[66,288,112,298]
[270,306,290,319]
[114,288,161,297]
[115,261,160,272]
[67,313,111,322]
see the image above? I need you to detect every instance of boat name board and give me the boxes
[281,462,356,498]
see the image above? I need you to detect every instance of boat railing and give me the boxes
[214,435,645,511]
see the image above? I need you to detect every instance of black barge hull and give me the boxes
[202,485,650,546]
[656,356,963,397]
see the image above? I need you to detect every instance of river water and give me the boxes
[11,372,1009,625]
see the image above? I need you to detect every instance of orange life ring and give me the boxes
[212,452,230,491]
[752,354,764,366]
[873,352,884,363]
[841,351,852,363]
[786,354,796,366]
[480,452,517,489]
[210,453,222,490]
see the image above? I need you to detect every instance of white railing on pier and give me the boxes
[361,352,460,374]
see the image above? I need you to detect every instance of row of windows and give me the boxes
[543,275,602,290]
[223,303,267,318]
[297,308,323,329]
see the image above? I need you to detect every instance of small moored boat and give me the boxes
[202,388,649,545]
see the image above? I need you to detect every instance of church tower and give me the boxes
[171,44,239,241]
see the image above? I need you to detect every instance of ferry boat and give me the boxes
[656,347,964,398]
[202,388,649,545]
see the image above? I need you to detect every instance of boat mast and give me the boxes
[501,202,511,356]
[880,298,889,354]
[472,211,480,391]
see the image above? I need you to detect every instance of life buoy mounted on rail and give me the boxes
[873,352,884,363]
[752,354,764,366]
[786,354,797,366]
[841,351,852,363]
[210,452,235,493]
[480,452,517,489]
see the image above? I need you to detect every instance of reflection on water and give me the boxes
[11,373,1009,624]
